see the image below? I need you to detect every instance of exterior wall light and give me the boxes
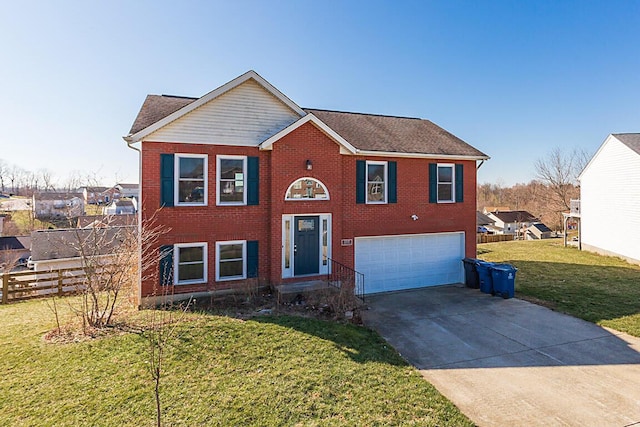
[306,160,313,170]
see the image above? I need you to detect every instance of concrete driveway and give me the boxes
[361,285,640,426]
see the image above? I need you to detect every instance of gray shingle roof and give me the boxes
[530,223,552,233]
[477,211,494,226]
[614,133,640,156]
[306,109,487,157]
[127,94,488,158]
[490,210,538,223]
[35,192,83,201]
[31,226,135,261]
[129,95,196,135]
[0,236,31,251]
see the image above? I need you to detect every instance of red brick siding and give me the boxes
[140,122,478,298]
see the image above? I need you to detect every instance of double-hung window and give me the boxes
[217,156,247,205]
[429,163,463,203]
[366,161,387,204]
[216,240,246,281]
[437,164,454,202]
[176,154,207,205]
[174,243,207,285]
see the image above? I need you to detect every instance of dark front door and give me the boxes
[294,216,320,276]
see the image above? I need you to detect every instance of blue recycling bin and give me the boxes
[476,261,494,294]
[490,264,517,299]
[462,258,480,289]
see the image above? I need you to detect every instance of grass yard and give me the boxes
[1,209,55,233]
[479,239,640,336]
[0,298,472,426]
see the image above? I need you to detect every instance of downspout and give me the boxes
[476,159,485,170]
[125,137,143,308]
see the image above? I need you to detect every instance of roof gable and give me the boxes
[259,114,357,154]
[125,70,304,144]
[579,133,640,180]
[613,133,640,156]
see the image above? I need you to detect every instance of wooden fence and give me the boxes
[477,234,515,244]
[1,267,88,304]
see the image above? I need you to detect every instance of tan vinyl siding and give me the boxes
[146,79,300,146]
[581,136,640,263]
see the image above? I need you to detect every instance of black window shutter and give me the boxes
[247,157,259,206]
[429,163,437,203]
[160,154,175,207]
[159,245,173,286]
[247,240,259,278]
[356,160,365,204]
[388,161,397,203]
[455,164,464,203]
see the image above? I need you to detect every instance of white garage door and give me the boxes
[355,232,465,295]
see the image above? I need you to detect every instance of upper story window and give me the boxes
[217,156,246,205]
[437,164,454,203]
[367,161,387,204]
[285,178,329,200]
[176,154,207,205]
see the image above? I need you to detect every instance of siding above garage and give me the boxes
[145,79,301,146]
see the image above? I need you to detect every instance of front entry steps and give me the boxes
[274,280,333,299]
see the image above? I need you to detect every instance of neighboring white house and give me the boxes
[33,192,85,219]
[486,210,538,235]
[579,133,640,264]
[115,183,139,200]
[103,198,137,215]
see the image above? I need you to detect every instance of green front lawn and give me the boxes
[479,239,640,336]
[0,299,471,426]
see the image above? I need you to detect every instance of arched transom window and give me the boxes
[285,177,329,200]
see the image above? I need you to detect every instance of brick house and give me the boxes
[124,71,489,304]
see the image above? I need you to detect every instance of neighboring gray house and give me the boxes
[526,223,553,240]
[0,236,31,271]
[476,211,495,233]
[30,226,135,271]
[33,192,85,219]
[579,133,640,264]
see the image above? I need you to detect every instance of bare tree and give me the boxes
[7,165,25,195]
[0,159,7,193]
[38,169,55,191]
[534,147,588,211]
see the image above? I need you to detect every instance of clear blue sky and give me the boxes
[1,1,638,187]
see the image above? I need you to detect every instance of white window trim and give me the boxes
[216,240,247,281]
[216,155,247,206]
[285,177,330,201]
[174,153,208,206]
[437,163,455,203]
[366,161,388,204]
[174,242,207,285]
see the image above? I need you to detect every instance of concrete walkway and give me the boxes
[361,285,640,426]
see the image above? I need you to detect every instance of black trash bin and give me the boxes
[462,258,480,289]
[490,264,517,299]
